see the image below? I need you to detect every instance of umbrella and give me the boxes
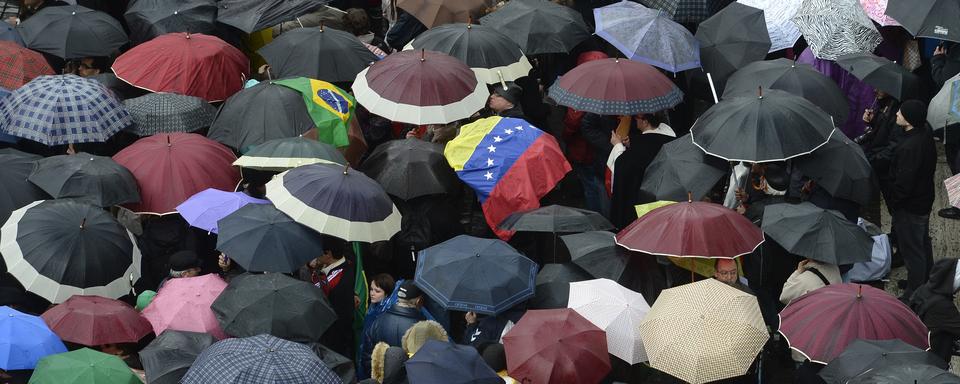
[529,263,591,309]
[1,200,141,304]
[819,339,949,384]
[502,308,611,384]
[30,348,141,384]
[353,49,488,125]
[738,0,803,52]
[124,0,219,44]
[112,33,249,103]
[397,0,490,28]
[216,204,325,273]
[215,0,328,33]
[406,340,502,384]
[562,230,668,303]
[640,279,768,384]
[266,162,402,243]
[847,364,960,384]
[40,295,152,346]
[499,205,614,233]
[0,149,48,225]
[182,334,341,384]
[207,81,318,153]
[0,75,131,146]
[0,40,54,90]
[594,1,701,73]
[233,136,346,171]
[307,343,356,384]
[723,59,850,125]
[0,23,23,45]
[761,202,874,265]
[141,274,229,339]
[18,5,128,59]
[359,138,459,200]
[547,58,684,116]
[175,188,269,234]
[113,133,241,215]
[946,173,960,209]
[835,52,920,101]
[405,23,533,84]
[27,153,140,207]
[639,134,729,202]
[568,278,651,365]
[793,133,877,205]
[886,0,960,43]
[415,235,538,315]
[88,73,143,101]
[211,273,336,341]
[0,306,66,370]
[690,89,836,162]
[778,283,930,364]
[139,330,217,384]
[928,74,960,129]
[791,0,881,61]
[258,27,378,83]
[0,89,11,145]
[479,0,591,55]
[859,0,899,26]
[695,2,771,88]
[123,93,217,136]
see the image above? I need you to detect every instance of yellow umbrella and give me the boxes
[634,200,676,218]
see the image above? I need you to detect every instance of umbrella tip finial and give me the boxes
[857,284,862,298]
[497,70,507,91]
[80,218,86,229]
[420,49,426,62]
[343,164,349,175]
[687,191,693,203]
[166,135,172,147]
[320,21,324,32]
[468,17,473,27]
[757,86,763,99]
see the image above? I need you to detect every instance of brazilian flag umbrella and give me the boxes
[30,348,141,384]
[270,77,354,148]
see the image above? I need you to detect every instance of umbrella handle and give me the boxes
[706,72,719,104]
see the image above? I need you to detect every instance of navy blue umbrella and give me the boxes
[405,340,502,384]
[216,203,324,273]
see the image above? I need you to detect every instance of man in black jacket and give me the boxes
[316,235,357,359]
[908,258,960,363]
[360,281,425,377]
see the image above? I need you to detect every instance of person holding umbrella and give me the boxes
[609,111,676,228]
[856,89,902,225]
[303,235,357,359]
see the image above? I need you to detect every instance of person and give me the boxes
[609,112,676,228]
[888,100,936,299]
[562,51,612,217]
[357,273,396,379]
[361,342,408,384]
[714,258,753,295]
[908,258,960,363]
[462,305,525,348]
[931,42,960,89]
[360,280,426,377]
[342,8,390,57]
[158,250,202,289]
[64,57,109,78]
[780,258,842,305]
[313,235,357,359]
[487,83,525,119]
[856,89,902,226]
[401,320,448,356]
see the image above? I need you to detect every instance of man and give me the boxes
[780,258,842,305]
[314,235,357,358]
[714,258,752,294]
[64,57,108,78]
[908,258,960,363]
[158,250,201,289]
[856,89,902,226]
[487,83,525,119]
[360,280,425,377]
[888,100,937,299]
[609,112,676,228]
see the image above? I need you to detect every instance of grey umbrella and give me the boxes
[927,72,960,129]
[216,204,325,274]
[18,5,128,59]
[0,149,48,225]
[306,343,356,384]
[479,0,591,55]
[847,364,960,384]
[561,231,667,303]
[695,2,771,89]
[28,152,140,207]
[791,0,881,61]
[819,339,949,384]
[207,81,316,153]
[835,52,921,101]
[215,0,328,34]
[761,202,873,265]
[124,93,217,136]
[640,134,729,202]
[259,27,377,83]
[139,330,217,384]
[124,0,219,44]
[499,205,614,233]
[529,263,592,309]
[793,133,877,205]
[723,59,849,125]
[886,0,960,43]
[234,136,347,171]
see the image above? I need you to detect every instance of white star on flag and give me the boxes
[515,126,524,131]
[504,129,513,135]
[486,158,494,166]
[487,145,496,153]
[493,136,502,142]
[484,171,494,180]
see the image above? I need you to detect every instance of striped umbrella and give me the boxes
[738,0,803,52]
[945,173,960,209]
[791,0,882,60]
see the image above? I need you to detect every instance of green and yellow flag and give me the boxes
[273,77,354,148]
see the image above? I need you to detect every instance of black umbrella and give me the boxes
[479,0,591,55]
[124,0,219,45]
[835,53,921,101]
[307,343,356,384]
[359,138,459,200]
[0,149,48,225]
[639,133,729,202]
[723,59,849,125]
[499,205,614,233]
[258,27,377,83]
[233,136,347,171]
[124,93,217,136]
[17,5,128,59]
[207,81,316,153]
[690,89,836,162]
[847,364,960,384]
[561,231,667,303]
[139,330,217,384]
[407,22,533,84]
[216,203,324,273]
[215,0,328,34]
[886,0,960,43]
[695,2,770,90]
[89,73,145,101]
[761,202,873,265]
[27,152,140,207]
[529,263,591,309]
[794,132,877,205]
[819,339,949,384]
[211,273,336,342]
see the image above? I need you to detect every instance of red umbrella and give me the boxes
[113,133,240,215]
[0,41,54,90]
[502,308,610,384]
[547,58,684,116]
[778,283,930,364]
[41,295,153,346]
[112,33,249,102]
[615,200,763,258]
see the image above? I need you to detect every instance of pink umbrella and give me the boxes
[141,274,228,340]
[859,0,899,26]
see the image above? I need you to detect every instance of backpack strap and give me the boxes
[805,267,832,286]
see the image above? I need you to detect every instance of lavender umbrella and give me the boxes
[594,1,701,73]
[175,188,269,234]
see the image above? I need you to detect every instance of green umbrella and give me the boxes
[30,348,140,384]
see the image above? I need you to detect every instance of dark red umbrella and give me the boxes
[41,295,153,346]
[502,308,610,384]
[547,58,684,116]
[112,33,249,102]
[113,133,240,215]
[779,283,930,364]
[0,40,54,90]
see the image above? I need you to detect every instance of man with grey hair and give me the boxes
[158,250,202,288]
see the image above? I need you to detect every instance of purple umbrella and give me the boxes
[175,188,269,233]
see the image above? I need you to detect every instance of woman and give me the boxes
[358,273,396,379]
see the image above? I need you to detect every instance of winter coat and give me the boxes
[909,258,960,362]
[361,305,425,377]
[887,126,937,215]
[385,10,426,52]
[610,129,675,228]
[932,49,960,90]
[462,307,525,347]
[780,260,842,305]
[320,260,358,359]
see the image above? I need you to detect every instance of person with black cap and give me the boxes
[487,83,525,119]
[158,250,202,289]
[360,280,426,378]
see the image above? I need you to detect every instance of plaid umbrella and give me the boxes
[639,0,679,16]
[181,334,341,384]
[675,0,711,23]
[0,75,131,145]
[791,0,882,60]
[594,1,701,73]
[739,0,803,52]
[859,0,899,26]
[18,5,128,59]
[124,93,217,136]
[0,41,54,90]
[568,278,651,365]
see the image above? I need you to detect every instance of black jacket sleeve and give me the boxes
[888,139,922,210]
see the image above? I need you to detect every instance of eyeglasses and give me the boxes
[715,270,738,277]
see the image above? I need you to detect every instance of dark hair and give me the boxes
[86,56,110,72]
[342,8,370,36]
[370,273,395,295]
[321,234,349,259]
[637,112,665,127]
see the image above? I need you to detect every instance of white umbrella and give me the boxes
[567,278,651,364]
[928,73,960,130]
[738,0,803,52]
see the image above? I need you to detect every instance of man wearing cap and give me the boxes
[158,250,202,289]
[360,280,426,377]
[488,83,525,119]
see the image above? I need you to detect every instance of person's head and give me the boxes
[634,112,664,132]
[342,8,370,36]
[714,258,739,285]
[317,235,348,266]
[874,89,889,100]
[488,83,521,113]
[78,57,108,77]
[396,280,423,308]
[370,273,395,304]
[401,320,448,355]
[168,250,201,278]
[480,342,507,372]
[896,100,927,130]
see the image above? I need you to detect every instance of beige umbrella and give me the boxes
[638,279,768,384]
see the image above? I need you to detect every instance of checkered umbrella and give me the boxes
[0,75,131,145]
[639,0,680,16]
[792,0,882,61]
[594,1,701,73]
[568,278,651,365]
[0,41,54,90]
[739,0,803,52]
[181,334,341,384]
[675,0,711,23]
[124,93,217,136]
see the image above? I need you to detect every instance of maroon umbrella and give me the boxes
[547,58,684,116]
[41,295,153,346]
[502,308,610,384]
[779,283,930,364]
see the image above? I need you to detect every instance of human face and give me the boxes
[488,93,512,113]
[182,267,201,278]
[895,109,908,127]
[714,263,738,285]
[369,282,386,304]
[78,58,101,77]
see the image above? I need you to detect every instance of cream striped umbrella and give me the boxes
[568,278,650,365]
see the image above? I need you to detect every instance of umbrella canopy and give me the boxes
[791,0,881,61]
[886,0,960,43]
[0,88,12,144]
[502,308,611,384]
[819,339,949,384]
[28,153,140,207]
[793,133,877,205]
[639,134,729,202]
[1,200,140,304]
[847,364,960,384]
[695,2,771,86]
[405,340,502,384]
[479,0,590,55]
[112,33,249,102]
[548,58,684,116]
[498,205,614,233]
[0,24,23,46]
[860,0,899,26]
[216,204,325,273]
[761,202,873,264]
[124,0,219,44]
[640,279,769,384]
[415,235,538,315]
[182,334,341,384]
[594,1,701,73]
[0,149,48,225]
[353,49,488,125]
[41,295,152,346]
[928,74,960,128]
[406,23,532,84]
[397,0,490,28]
[30,348,141,384]
[139,330,217,384]
[723,59,849,125]
[234,136,346,171]
[0,306,66,370]
[568,278,651,365]
[947,173,960,209]
[266,162,401,243]
[835,52,921,101]
[738,0,803,52]
[0,40,54,90]
[307,343,356,384]
[18,5,128,59]
[175,188,269,234]
[207,81,317,152]
[529,263,591,310]
[141,274,228,340]
[359,138,459,200]
[778,283,930,364]
[258,27,378,83]
[0,75,131,146]
[123,93,217,136]
[113,133,240,215]
[561,230,668,303]
[215,0,327,33]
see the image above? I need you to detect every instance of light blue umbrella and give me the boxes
[594,1,700,73]
[0,306,67,370]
